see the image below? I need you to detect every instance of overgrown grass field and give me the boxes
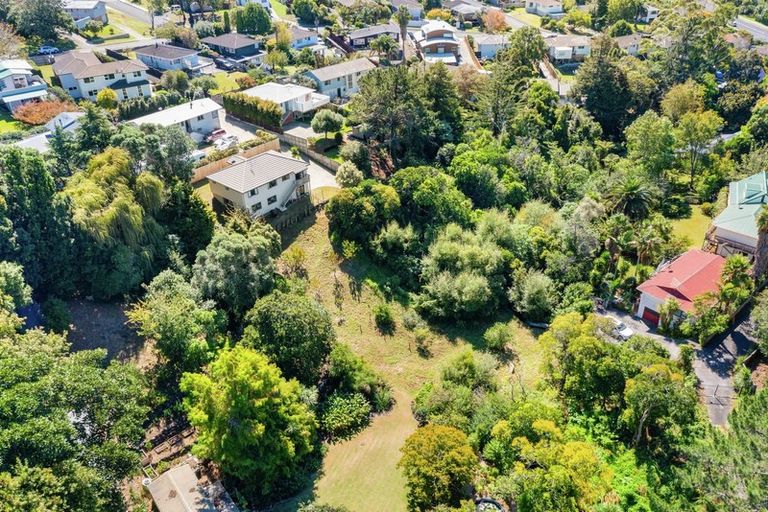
[276,214,544,511]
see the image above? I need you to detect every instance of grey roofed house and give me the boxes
[206,150,308,193]
[348,23,399,41]
[391,0,420,8]
[306,57,376,83]
[52,50,147,79]
[148,461,239,512]
[134,43,199,60]
[291,25,316,41]
[544,34,592,48]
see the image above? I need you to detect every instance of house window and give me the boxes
[324,80,330,86]
[248,188,258,197]
[224,198,233,206]
[88,90,97,97]
[105,73,115,80]
[68,86,77,91]
[251,202,262,212]
[84,77,94,83]
[268,180,277,188]
[267,195,277,205]
[133,71,142,77]
[122,89,127,98]
[197,115,205,120]
[281,175,290,181]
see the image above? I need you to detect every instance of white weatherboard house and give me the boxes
[133,44,204,72]
[474,33,510,60]
[525,0,563,16]
[637,3,659,23]
[128,98,223,141]
[0,59,48,112]
[304,58,376,99]
[207,151,311,217]
[63,0,108,29]
[243,82,330,118]
[53,50,151,102]
[545,35,592,62]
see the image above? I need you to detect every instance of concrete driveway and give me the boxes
[600,307,756,425]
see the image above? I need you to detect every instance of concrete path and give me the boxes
[600,307,756,425]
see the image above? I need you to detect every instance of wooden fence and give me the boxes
[191,137,280,183]
[276,131,341,171]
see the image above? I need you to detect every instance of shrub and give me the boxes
[12,100,76,125]
[483,322,515,352]
[42,297,71,333]
[235,74,257,89]
[327,343,393,412]
[341,239,359,259]
[223,92,282,129]
[414,327,431,356]
[117,90,185,120]
[336,161,363,188]
[402,309,426,331]
[339,140,370,173]
[700,202,714,216]
[374,302,395,333]
[661,195,692,219]
[321,392,372,440]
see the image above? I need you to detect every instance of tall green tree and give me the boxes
[181,346,317,498]
[398,424,478,511]
[624,110,676,178]
[242,290,335,385]
[10,0,72,40]
[395,4,411,61]
[674,110,723,185]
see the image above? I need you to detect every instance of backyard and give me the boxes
[210,71,249,95]
[509,7,542,27]
[672,205,710,249]
[107,7,152,37]
[0,110,27,134]
[275,214,544,511]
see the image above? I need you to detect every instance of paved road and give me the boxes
[734,16,768,43]
[601,308,756,425]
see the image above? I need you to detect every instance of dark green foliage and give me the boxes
[390,167,473,231]
[321,392,372,440]
[234,3,272,34]
[374,302,395,333]
[41,297,70,333]
[117,90,186,120]
[243,290,335,384]
[157,182,215,261]
[326,180,400,243]
[327,343,393,412]
[223,92,283,129]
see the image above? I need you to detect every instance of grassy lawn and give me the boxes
[275,214,544,511]
[311,186,340,204]
[210,71,249,95]
[509,8,542,27]
[0,110,26,134]
[671,205,710,249]
[107,7,152,37]
[35,64,55,86]
[270,0,288,16]
[193,180,212,206]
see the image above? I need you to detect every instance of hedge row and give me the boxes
[118,91,186,120]
[222,92,282,130]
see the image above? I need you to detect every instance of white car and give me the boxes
[213,135,238,150]
[608,316,634,341]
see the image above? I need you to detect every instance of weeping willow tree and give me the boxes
[63,147,167,299]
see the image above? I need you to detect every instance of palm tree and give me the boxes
[395,5,411,63]
[754,204,768,283]
[370,34,397,61]
[607,174,657,220]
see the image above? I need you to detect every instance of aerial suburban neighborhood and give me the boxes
[0,0,768,511]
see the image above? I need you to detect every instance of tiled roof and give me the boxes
[53,51,147,79]
[637,249,726,312]
[134,43,198,60]
[202,33,258,49]
[291,25,317,41]
[207,150,308,193]
[306,58,376,82]
[348,23,399,41]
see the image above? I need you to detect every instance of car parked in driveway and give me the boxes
[214,58,235,71]
[213,135,238,150]
[205,128,226,143]
[36,46,60,55]
[608,316,634,341]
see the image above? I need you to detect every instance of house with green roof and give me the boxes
[705,171,768,258]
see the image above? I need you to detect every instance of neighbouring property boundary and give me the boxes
[276,131,340,171]
[191,137,281,183]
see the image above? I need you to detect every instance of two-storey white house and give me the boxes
[63,0,108,29]
[413,20,460,64]
[545,35,592,62]
[474,33,510,60]
[207,150,311,217]
[242,82,330,120]
[134,44,205,72]
[128,98,223,141]
[0,60,48,112]
[390,0,423,20]
[53,51,152,102]
[637,4,659,23]
[525,0,563,16]
[303,58,376,99]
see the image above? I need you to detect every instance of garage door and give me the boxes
[642,308,660,326]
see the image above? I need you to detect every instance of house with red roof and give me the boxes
[635,249,726,326]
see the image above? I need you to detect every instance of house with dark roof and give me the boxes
[303,57,376,98]
[202,33,261,60]
[52,50,151,102]
[636,249,726,326]
[347,23,400,49]
[134,43,205,72]
[705,172,768,259]
[207,150,310,216]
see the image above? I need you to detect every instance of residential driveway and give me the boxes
[220,114,260,143]
[278,147,338,190]
[600,307,756,425]
[283,122,319,141]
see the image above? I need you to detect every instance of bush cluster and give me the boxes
[223,92,283,129]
